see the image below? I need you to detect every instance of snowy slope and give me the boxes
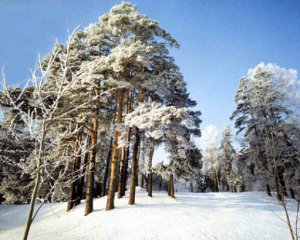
[0,188,298,240]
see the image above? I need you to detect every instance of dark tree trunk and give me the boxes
[67,132,82,211]
[214,171,219,192]
[147,140,155,197]
[85,116,99,216]
[290,188,295,199]
[101,137,113,197]
[158,175,162,191]
[106,89,124,211]
[128,127,140,205]
[278,167,287,196]
[169,174,175,198]
[118,92,131,198]
[95,183,101,198]
[147,173,153,197]
[266,184,272,197]
[141,173,145,188]
[167,176,171,196]
[75,136,90,205]
[189,180,193,193]
[121,92,134,196]
[122,139,131,195]
[135,141,141,187]
[117,145,126,198]
[275,166,287,201]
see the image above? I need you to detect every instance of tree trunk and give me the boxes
[141,173,145,188]
[274,166,287,201]
[189,180,194,193]
[67,132,82,211]
[135,141,141,187]
[117,145,127,198]
[147,173,153,197]
[117,92,133,198]
[128,127,140,205]
[22,121,46,240]
[266,184,272,197]
[290,188,295,199]
[75,136,90,205]
[167,176,171,196]
[214,170,219,192]
[101,137,113,197]
[106,88,124,210]
[169,174,175,198]
[84,114,99,216]
[147,140,155,197]
[158,175,162,191]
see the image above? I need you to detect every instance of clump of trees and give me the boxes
[231,62,300,239]
[200,124,242,193]
[0,3,202,239]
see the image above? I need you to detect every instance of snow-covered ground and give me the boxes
[0,188,298,240]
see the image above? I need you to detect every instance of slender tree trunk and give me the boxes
[128,127,140,205]
[122,137,131,195]
[85,100,100,216]
[290,188,295,199]
[147,173,153,197]
[74,136,83,204]
[136,141,141,187]
[274,167,283,201]
[169,174,175,198]
[141,173,145,188]
[23,121,46,240]
[167,176,171,196]
[101,103,117,198]
[266,184,272,197]
[106,88,124,210]
[121,91,134,196]
[122,133,131,196]
[282,198,296,240]
[213,170,219,192]
[101,137,113,197]
[117,145,127,198]
[117,92,132,198]
[67,132,82,211]
[147,139,155,197]
[158,175,162,191]
[76,136,90,205]
[189,179,194,193]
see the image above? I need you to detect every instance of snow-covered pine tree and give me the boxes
[125,101,201,198]
[231,63,300,196]
[83,2,186,209]
[218,125,237,191]
[201,125,220,192]
[231,63,300,239]
[0,108,35,204]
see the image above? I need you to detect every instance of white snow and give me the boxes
[0,188,298,240]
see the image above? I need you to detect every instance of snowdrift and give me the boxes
[0,188,297,240]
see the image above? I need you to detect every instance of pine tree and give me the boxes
[231,63,300,239]
[219,125,236,191]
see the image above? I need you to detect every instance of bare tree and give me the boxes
[2,28,92,240]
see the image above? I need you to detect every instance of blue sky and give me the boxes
[1,0,300,133]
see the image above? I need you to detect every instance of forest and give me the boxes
[0,2,299,240]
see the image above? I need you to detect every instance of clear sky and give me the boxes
[1,0,300,133]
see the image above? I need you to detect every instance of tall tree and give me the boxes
[218,125,236,191]
[231,63,300,239]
